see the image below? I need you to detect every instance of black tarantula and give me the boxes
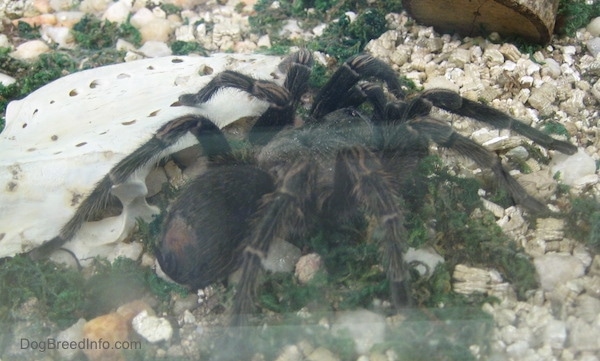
[36,50,577,326]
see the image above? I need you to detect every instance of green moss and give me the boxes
[249,1,390,61]
[257,43,292,55]
[0,255,188,332]
[542,120,570,138]
[157,3,182,15]
[508,156,533,174]
[17,21,41,40]
[72,15,115,49]
[234,2,245,13]
[0,256,86,328]
[72,14,141,50]
[136,215,164,255]
[412,156,538,300]
[0,50,80,133]
[307,62,330,88]
[118,19,143,47]
[520,141,551,165]
[249,0,293,36]
[558,0,600,36]
[566,196,600,252]
[260,271,329,313]
[306,8,387,61]
[347,8,388,47]
[487,188,514,209]
[170,40,207,55]
[21,52,79,93]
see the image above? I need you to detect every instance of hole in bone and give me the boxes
[75,142,87,147]
[89,80,102,88]
[69,89,78,96]
[53,151,62,155]
[172,58,184,63]
[200,65,213,75]
[147,66,154,70]
[71,193,83,206]
[33,108,39,116]
[148,110,160,117]
[0,233,4,241]
[99,131,108,135]
[122,120,137,125]
[117,73,131,79]
[27,148,36,152]
[51,135,58,141]
[6,182,17,192]
[49,100,55,104]
[22,123,27,128]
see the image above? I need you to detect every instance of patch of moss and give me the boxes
[249,0,295,37]
[307,61,330,88]
[256,43,292,55]
[17,21,41,40]
[0,256,86,328]
[487,187,514,209]
[566,196,600,252]
[136,215,164,255]
[157,3,182,15]
[557,0,600,36]
[0,255,187,332]
[413,155,538,299]
[249,1,391,61]
[0,49,80,133]
[519,141,551,165]
[20,52,78,94]
[260,271,328,313]
[118,19,143,46]
[72,14,141,50]
[307,8,387,61]
[508,156,533,174]
[170,40,207,55]
[542,120,570,138]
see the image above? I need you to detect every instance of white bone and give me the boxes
[0,53,286,261]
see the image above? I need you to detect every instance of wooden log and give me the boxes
[403,0,560,44]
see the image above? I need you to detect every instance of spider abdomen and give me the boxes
[156,165,275,289]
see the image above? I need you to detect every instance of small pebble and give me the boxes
[132,310,173,343]
[10,39,51,60]
[534,254,585,291]
[587,16,600,37]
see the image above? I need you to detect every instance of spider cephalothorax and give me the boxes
[37,50,577,326]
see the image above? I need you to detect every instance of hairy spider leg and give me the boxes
[179,70,291,109]
[310,54,404,119]
[323,83,389,125]
[421,89,578,155]
[332,146,411,307]
[409,116,550,213]
[249,49,314,145]
[231,160,318,327]
[30,115,230,259]
[357,83,388,122]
